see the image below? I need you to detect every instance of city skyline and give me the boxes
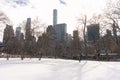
[0,0,108,34]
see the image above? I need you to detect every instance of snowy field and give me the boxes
[0,58,120,80]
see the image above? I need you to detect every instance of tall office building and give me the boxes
[66,33,72,45]
[72,30,81,55]
[25,18,31,40]
[3,24,14,44]
[54,23,67,45]
[87,24,100,42]
[53,9,57,26]
[53,9,67,46]
[73,30,79,40]
[16,27,21,40]
[73,30,80,47]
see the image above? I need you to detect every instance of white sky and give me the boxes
[0,0,107,34]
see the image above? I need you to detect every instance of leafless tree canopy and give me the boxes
[0,11,10,24]
[19,17,47,37]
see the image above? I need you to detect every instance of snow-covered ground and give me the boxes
[0,58,120,80]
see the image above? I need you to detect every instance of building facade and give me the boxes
[66,33,72,46]
[53,9,57,26]
[16,27,21,40]
[87,24,100,42]
[3,24,14,44]
[25,18,32,41]
[54,23,67,46]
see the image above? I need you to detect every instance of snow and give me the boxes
[0,58,120,80]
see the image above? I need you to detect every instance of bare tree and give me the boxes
[101,0,120,58]
[104,0,120,45]
[77,14,105,60]
[0,11,10,23]
[77,15,88,59]
[31,17,47,37]
[19,17,47,37]
[0,11,10,40]
[19,17,47,58]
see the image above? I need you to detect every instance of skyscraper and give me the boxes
[87,24,100,42]
[16,27,21,40]
[25,18,31,40]
[72,30,81,56]
[54,23,67,45]
[53,9,57,26]
[52,9,67,46]
[66,33,72,46]
[3,24,14,44]
[73,30,79,40]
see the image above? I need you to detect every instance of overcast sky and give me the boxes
[0,0,107,35]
